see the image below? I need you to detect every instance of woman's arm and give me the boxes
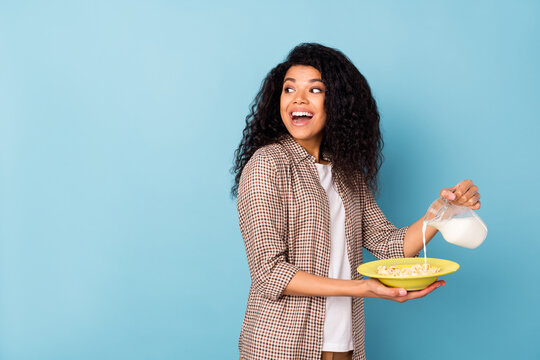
[403,217,438,257]
[282,270,445,302]
[237,152,299,301]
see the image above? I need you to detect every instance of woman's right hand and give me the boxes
[360,278,445,303]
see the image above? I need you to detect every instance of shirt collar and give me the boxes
[278,133,331,165]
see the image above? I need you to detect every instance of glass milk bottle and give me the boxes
[423,197,488,249]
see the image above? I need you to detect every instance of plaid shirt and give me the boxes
[237,135,408,360]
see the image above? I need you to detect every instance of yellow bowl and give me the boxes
[357,257,459,290]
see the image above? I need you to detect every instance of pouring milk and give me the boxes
[422,197,488,253]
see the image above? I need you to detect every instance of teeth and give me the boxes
[291,111,313,117]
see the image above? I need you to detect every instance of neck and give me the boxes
[296,137,326,163]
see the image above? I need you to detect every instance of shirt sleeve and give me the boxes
[237,151,299,301]
[361,180,412,259]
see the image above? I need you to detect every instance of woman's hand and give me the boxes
[361,278,445,303]
[282,271,445,300]
[440,179,481,210]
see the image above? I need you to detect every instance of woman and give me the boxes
[231,43,480,360]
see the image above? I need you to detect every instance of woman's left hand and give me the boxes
[440,179,481,210]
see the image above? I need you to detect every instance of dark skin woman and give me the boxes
[232,43,481,360]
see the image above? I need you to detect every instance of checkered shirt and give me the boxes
[237,134,408,360]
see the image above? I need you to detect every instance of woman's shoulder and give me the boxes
[239,142,292,189]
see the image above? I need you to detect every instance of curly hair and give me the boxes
[231,43,384,197]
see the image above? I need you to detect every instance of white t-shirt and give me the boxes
[315,163,353,352]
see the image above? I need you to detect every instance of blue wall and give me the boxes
[1,1,538,359]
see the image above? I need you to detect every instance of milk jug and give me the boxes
[423,197,488,249]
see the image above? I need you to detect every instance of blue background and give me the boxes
[1,1,539,359]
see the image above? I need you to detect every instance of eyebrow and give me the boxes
[284,77,324,84]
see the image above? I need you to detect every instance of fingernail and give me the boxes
[399,289,407,296]
[448,193,456,200]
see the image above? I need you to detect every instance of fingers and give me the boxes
[443,180,481,210]
[369,278,446,303]
[404,280,446,300]
[456,186,479,205]
[464,192,481,207]
[452,180,473,201]
[387,280,446,303]
[374,281,407,298]
[440,188,457,201]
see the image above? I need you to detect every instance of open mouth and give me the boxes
[290,111,314,126]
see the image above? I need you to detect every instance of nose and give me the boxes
[293,89,309,104]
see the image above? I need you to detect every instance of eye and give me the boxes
[311,88,324,94]
[284,87,294,93]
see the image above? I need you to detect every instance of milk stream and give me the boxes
[422,222,428,265]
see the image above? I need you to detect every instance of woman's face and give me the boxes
[280,65,327,152]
